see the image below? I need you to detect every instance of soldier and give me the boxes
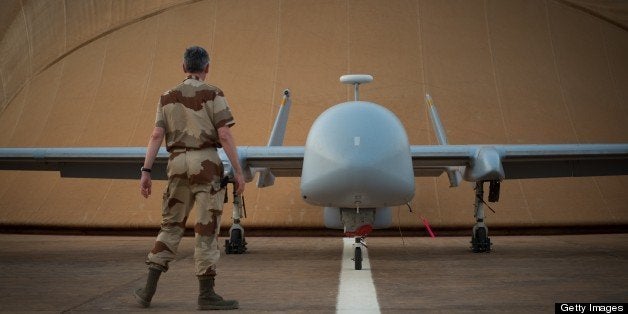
[134,46,245,310]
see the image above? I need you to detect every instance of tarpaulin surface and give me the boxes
[0,0,626,229]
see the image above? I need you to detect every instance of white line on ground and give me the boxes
[336,237,381,314]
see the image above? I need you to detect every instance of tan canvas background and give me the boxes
[0,0,627,230]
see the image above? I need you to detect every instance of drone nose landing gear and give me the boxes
[341,207,374,270]
[351,237,368,270]
[346,225,372,270]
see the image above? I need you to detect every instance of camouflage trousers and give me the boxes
[146,148,225,276]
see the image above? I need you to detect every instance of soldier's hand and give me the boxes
[140,172,152,198]
[234,172,245,195]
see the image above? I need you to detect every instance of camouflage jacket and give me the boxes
[155,76,235,152]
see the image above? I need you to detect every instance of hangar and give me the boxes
[1,0,626,232]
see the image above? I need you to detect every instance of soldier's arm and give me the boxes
[143,127,165,169]
[140,127,165,198]
[218,126,245,195]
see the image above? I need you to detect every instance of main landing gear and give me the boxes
[225,192,247,254]
[471,181,499,253]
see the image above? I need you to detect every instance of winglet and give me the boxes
[425,93,462,187]
[426,93,448,145]
[257,89,292,188]
[267,89,292,146]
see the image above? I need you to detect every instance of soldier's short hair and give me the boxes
[183,46,210,73]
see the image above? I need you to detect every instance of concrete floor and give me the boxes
[0,233,626,313]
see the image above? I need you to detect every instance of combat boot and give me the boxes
[134,265,164,307]
[197,276,239,310]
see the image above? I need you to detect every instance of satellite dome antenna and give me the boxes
[340,74,373,101]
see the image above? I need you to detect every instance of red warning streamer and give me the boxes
[421,216,436,238]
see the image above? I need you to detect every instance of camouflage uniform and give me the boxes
[147,75,235,276]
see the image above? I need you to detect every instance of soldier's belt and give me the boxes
[169,146,217,153]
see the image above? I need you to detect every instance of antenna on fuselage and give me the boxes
[340,74,373,101]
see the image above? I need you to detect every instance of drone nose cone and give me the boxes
[300,101,415,208]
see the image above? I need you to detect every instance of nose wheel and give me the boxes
[354,247,362,270]
[352,237,366,270]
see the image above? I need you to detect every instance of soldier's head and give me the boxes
[183,46,210,74]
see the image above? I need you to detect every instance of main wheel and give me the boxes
[354,247,362,270]
[230,228,242,244]
[471,227,491,253]
[225,229,243,254]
